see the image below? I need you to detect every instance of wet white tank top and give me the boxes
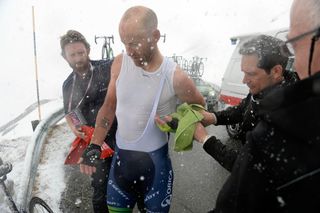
[115,54,177,152]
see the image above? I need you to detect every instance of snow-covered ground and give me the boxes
[0,0,294,212]
[0,99,72,212]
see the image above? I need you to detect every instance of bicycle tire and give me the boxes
[182,59,188,71]
[102,45,107,60]
[108,48,114,59]
[29,196,53,213]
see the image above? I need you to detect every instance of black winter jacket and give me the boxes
[214,72,320,213]
[214,71,298,143]
[204,71,298,171]
[62,60,117,146]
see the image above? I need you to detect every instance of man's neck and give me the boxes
[141,50,163,72]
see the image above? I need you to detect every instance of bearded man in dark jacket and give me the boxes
[200,34,298,171]
[194,0,320,212]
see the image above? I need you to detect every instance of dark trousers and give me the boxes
[91,158,111,213]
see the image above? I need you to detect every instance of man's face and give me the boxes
[241,54,276,95]
[63,42,90,73]
[289,0,320,79]
[119,21,156,68]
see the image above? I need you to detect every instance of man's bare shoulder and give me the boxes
[172,65,205,106]
[111,54,123,79]
[173,66,191,86]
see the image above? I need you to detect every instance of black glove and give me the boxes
[81,144,101,166]
[167,118,179,131]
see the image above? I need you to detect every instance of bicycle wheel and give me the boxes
[102,45,107,60]
[29,196,53,213]
[108,48,114,59]
[182,59,188,71]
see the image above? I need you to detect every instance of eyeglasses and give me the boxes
[281,26,320,55]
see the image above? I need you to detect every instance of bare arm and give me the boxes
[91,54,122,146]
[173,67,219,126]
[173,67,205,106]
[79,54,122,175]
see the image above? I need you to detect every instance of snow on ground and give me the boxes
[0,99,73,212]
[34,121,73,212]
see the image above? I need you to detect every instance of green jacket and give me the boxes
[157,103,204,151]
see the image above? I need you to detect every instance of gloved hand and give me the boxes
[81,144,101,166]
[167,117,179,130]
[155,115,179,133]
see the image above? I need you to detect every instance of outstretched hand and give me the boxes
[199,110,217,126]
[71,126,86,139]
[194,122,209,144]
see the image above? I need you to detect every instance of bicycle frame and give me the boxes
[0,158,53,213]
[160,34,166,43]
[95,35,114,60]
[0,160,21,212]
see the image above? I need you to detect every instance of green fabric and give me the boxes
[157,103,205,151]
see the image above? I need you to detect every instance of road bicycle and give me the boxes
[189,56,207,78]
[95,35,114,60]
[171,54,183,67]
[0,157,53,213]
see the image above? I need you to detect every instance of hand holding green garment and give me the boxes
[157,103,204,151]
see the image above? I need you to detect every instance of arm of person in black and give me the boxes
[215,121,279,213]
[214,94,250,125]
[202,135,239,172]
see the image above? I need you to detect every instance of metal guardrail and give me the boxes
[17,106,64,210]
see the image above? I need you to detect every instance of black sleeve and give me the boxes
[215,122,276,212]
[62,85,69,114]
[203,136,239,172]
[214,95,250,125]
[62,73,76,115]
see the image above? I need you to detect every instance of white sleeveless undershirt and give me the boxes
[116,54,177,142]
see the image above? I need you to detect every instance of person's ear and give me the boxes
[153,29,160,42]
[87,48,90,55]
[271,64,283,80]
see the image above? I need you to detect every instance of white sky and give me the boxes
[0,0,293,125]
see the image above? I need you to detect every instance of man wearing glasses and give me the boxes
[194,0,320,212]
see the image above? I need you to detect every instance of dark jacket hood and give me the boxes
[257,72,320,142]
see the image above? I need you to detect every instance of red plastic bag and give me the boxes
[64,126,114,165]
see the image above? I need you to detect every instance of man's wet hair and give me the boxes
[239,34,291,74]
[60,30,90,55]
